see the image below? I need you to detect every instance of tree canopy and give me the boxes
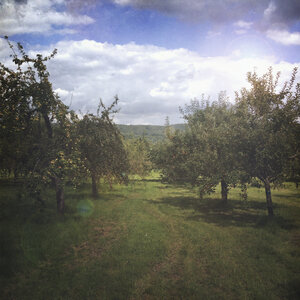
[153,70,300,216]
[234,67,300,215]
[0,38,129,213]
[77,97,129,198]
[1,38,299,217]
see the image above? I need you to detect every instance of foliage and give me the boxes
[234,67,300,215]
[76,97,129,197]
[151,130,199,186]
[0,38,86,213]
[181,94,241,200]
[154,93,245,201]
[124,137,152,178]
[1,37,299,218]
[154,69,299,215]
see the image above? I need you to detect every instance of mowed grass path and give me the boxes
[1,176,300,299]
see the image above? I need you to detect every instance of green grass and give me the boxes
[0,176,299,299]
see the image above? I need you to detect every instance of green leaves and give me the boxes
[155,68,299,212]
[76,100,129,195]
[233,68,300,215]
[157,95,238,198]
[0,39,84,211]
[125,137,152,178]
[235,68,300,183]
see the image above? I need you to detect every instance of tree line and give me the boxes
[151,71,300,216]
[0,38,129,213]
[1,38,299,216]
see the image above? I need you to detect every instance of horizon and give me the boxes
[1,0,300,125]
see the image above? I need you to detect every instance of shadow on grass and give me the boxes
[131,178,161,183]
[273,193,300,200]
[149,196,298,229]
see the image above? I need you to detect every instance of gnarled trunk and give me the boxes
[221,179,228,203]
[55,178,65,214]
[264,179,274,216]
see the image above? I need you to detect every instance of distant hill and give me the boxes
[117,124,186,141]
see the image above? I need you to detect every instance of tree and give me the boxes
[0,37,85,213]
[234,67,300,216]
[77,98,129,198]
[180,94,240,201]
[152,94,242,202]
[150,114,200,185]
[125,137,152,178]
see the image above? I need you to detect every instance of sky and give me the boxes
[1,0,300,124]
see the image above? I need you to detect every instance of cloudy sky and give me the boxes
[1,0,300,124]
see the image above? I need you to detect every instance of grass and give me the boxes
[0,175,299,299]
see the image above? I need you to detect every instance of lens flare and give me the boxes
[77,199,94,217]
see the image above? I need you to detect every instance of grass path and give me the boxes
[1,179,299,299]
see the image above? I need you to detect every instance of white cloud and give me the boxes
[234,20,253,35]
[0,38,12,58]
[264,1,276,19]
[1,39,299,124]
[234,20,253,30]
[113,0,132,4]
[267,29,300,45]
[54,88,70,97]
[232,49,242,57]
[0,0,94,36]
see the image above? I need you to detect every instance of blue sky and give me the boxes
[1,0,300,124]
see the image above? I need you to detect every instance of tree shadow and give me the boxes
[140,178,161,183]
[129,178,161,183]
[273,193,300,200]
[148,196,299,229]
[0,226,21,280]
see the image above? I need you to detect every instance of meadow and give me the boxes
[1,174,299,299]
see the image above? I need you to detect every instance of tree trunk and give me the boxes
[55,178,65,214]
[91,172,99,198]
[221,179,228,203]
[13,168,19,182]
[264,179,274,216]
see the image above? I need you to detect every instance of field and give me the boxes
[1,174,300,299]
